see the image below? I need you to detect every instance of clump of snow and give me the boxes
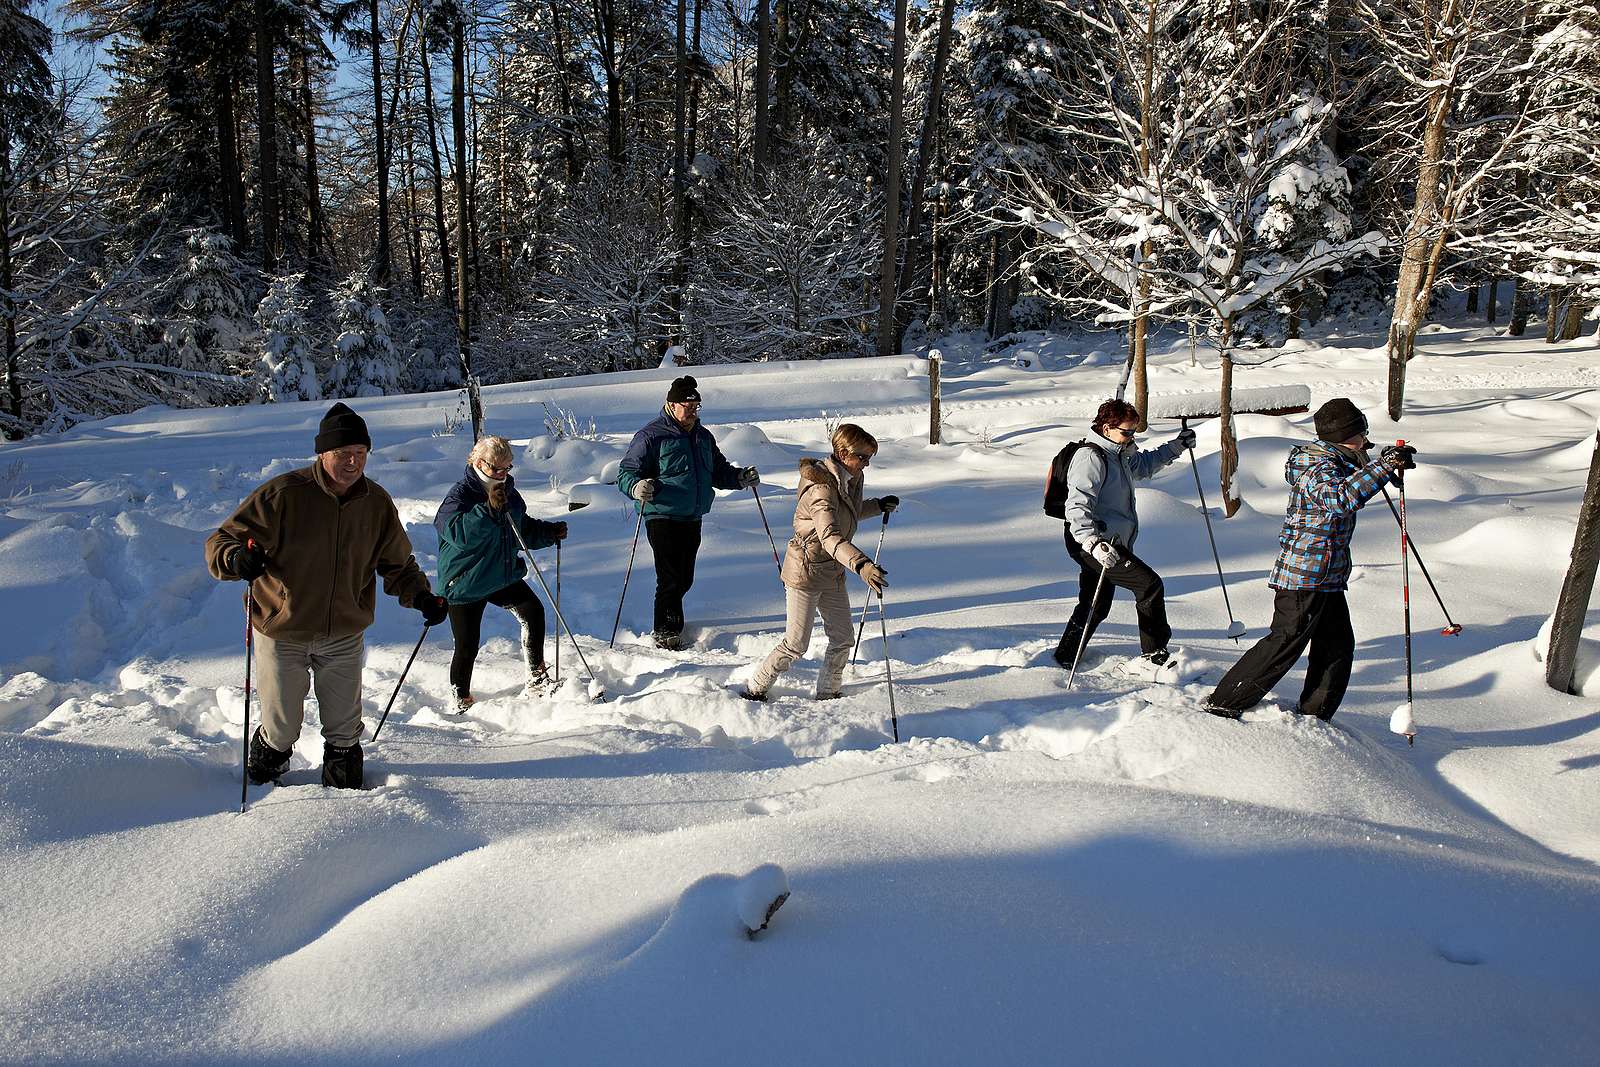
[734,863,791,934]
[1389,702,1416,738]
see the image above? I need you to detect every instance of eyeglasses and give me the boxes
[487,463,513,475]
[1109,425,1139,438]
[847,450,875,464]
[673,401,701,411]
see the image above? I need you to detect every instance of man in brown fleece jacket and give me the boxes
[206,403,447,789]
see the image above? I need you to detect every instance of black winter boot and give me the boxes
[321,741,365,789]
[247,727,292,784]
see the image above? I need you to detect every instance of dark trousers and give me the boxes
[1056,532,1171,663]
[646,518,702,637]
[1207,588,1353,720]
[447,580,544,696]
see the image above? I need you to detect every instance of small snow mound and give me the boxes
[1389,702,1416,738]
[734,863,791,933]
[1434,515,1576,568]
[1532,615,1600,696]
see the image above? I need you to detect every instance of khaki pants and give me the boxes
[750,579,854,696]
[254,630,366,748]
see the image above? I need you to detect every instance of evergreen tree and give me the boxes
[327,271,399,397]
[255,272,320,401]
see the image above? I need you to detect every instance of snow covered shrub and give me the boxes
[541,401,599,441]
[254,274,320,403]
[694,165,877,362]
[326,273,399,398]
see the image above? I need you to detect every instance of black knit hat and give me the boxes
[666,376,701,404]
[314,402,372,453]
[1314,398,1368,443]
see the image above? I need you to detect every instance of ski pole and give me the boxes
[1066,560,1113,691]
[751,484,781,576]
[1396,445,1415,745]
[1181,417,1243,643]
[877,586,899,743]
[610,511,644,648]
[1378,485,1461,635]
[240,542,256,814]
[554,539,561,684]
[850,513,890,670]
[370,624,430,744]
[510,516,605,698]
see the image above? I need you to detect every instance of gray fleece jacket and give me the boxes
[1064,429,1184,549]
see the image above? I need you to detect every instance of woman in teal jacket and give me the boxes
[434,435,567,710]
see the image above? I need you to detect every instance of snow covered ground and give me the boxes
[3,318,1600,1063]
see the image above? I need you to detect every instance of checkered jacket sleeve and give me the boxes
[1268,445,1396,590]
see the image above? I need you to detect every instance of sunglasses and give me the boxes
[487,463,513,475]
[1109,425,1139,437]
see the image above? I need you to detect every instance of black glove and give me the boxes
[880,495,900,514]
[230,542,268,582]
[553,521,569,541]
[1175,427,1197,451]
[1380,444,1418,472]
[419,594,449,627]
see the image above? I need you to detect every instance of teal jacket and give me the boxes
[433,466,562,604]
[616,409,743,520]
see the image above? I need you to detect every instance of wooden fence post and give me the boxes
[929,349,941,444]
[1547,429,1600,693]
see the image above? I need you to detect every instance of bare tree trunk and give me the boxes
[550,1,580,182]
[773,0,791,153]
[1218,322,1240,516]
[594,0,623,169]
[452,15,483,439]
[1547,431,1600,693]
[875,0,909,357]
[1563,300,1588,341]
[420,40,456,304]
[1385,79,1453,421]
[402,69,425,297]
[671,0,688,341]
[894,0,954,347]
[1509,277,1531,335]
[1,151,18,437]
[753,0,771,175]
[1546,290,1560,343]
[1487,277,1498,323]
[300,50,325,270]
[216,70,247,246]
[256,0,280,271]
[369,0,391,284]
[1466,277,1480,314]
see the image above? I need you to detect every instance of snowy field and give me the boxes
[3,318,1600,1063]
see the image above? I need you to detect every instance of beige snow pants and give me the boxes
[749,579,854,697]
[254,629,366,748]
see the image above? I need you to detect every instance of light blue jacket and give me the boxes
[1064,429,1183,549]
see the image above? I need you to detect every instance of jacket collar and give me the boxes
[311,460,369,501]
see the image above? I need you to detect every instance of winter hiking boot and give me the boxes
[452,690,476,715]
[738,685,769,702]
[652,631,686,652]
[247,727,292,785]
[1117,649,1180,684]
[815,687,844,701]
[1200,702,1243,721]
[321,741,364,789]
[523,663,555,698]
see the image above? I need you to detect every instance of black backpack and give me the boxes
[1043,440,1104,520]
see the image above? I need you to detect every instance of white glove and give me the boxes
[631,479,658,503]
[1090,540,1123,569]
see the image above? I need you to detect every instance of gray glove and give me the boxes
[1175,427,1197,451]
[631,479,658,503]
[1089,540,1124,569]
[738,466,760,489]
[858,562,888,594]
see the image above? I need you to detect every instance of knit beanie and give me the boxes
[314,402,372,454]
[1314,398,1367,444]
[666,376,701,404]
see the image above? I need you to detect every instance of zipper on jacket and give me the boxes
[326,498,341,638]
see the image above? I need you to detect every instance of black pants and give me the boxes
[1056,532,1171,664]
[646,518,702,637]
[447,580,544,697]
[1207,588,1353,720]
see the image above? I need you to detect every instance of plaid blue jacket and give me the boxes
[1268,441,1397,591]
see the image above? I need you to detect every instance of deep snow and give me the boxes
[2,318,1599,1064]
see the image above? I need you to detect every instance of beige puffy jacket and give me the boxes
[779,456,886,590]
